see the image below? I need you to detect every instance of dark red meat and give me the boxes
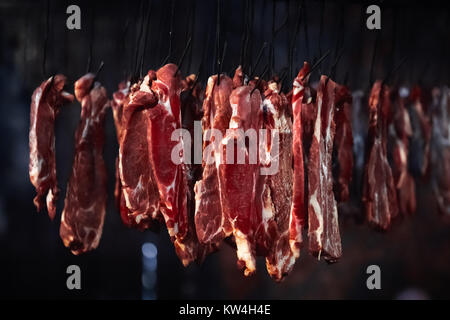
[59,74,109,254]
[333,84,353,202]
[410,86,432,178]
[431,87,450,219]
[111,81,131,226]
[29,75,74,220]
[219,85,263,276]
[258,80,295,281]
[362,81,398,231]
[180,74,212,263]
[149,64,203,266]
[289,62,310,258]
[307,76,342,262]
[194,74,234,247]
[392,90,416,216]
[119,77,159,230]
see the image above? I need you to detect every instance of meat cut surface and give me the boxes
[29,75,74,220]
[307,76,342,262]
[289,62,310,258]
[148,64,187,239]
[179,74,212,264]
[259,81,295,281]
[111,81,130,141]
[392,139,416,216]
[119,76,160,230]
[60,74,109,255]
[194,74,234,247]
[111,81,131,226]
[410,86,432,178]
[334,84,353,203]
[363,81,398,231]
[431,87,450,219]
[301,88,317,157]
[219,85,263,276]
[392,89,416,216]
[147,64,197,265]
[117,65,207,265]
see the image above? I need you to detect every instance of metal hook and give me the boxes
[161,0,176,66]
[301,49,331,81]
[382,56,408,86]
[302,0,310,62]
[215,0,221,84]
[174,37,192,76]
[140,0,153,78]
[218,40,228,80]
[86,3,96,74]
[249,42,268,79]
[42,0,50,78]
[289,1,303,81]
[368,30,381,90]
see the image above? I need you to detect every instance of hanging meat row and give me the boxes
[29,62,450,281]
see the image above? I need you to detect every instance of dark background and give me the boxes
[0,0,449,299]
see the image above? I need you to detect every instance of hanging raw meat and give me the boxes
[352,90,368,179]
[111,80,131,226]
[409,86,432,179]
[307,75,342,262]
[118,74,160,230]
[362,81,398,231]
[341,90,368,224]
[181,74,204,138]
[431,87,450,219]
[148,63,203,266]
[391,88,416,216]
[117,65,205,265]
[59,73,109,255]
[194,74,234,247]
[147,64,187,239]
[289,62,310,259]
[301,86,317,158]
[219,84,264,276]
[179,74,212,263]
[29,75,74,220]
[181,74,204,235]
[333,84,353,203]
[259,80,295,281]
[111,81,130,142]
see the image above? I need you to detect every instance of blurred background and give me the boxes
[0,0,449,299]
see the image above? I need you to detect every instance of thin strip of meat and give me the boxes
[149,63,201,266]
[289,62,310,258]
[60,74,109,254]
[259,80,295,281]
[362,81,398,231]
[392,88,416,216]
[111,81,131,226]
[148,64,187,238]
[179,74,213,263]
[29,75,74,220]
[194,74,234,247]
[307,75,342,262]
[343,90,368,224]
[431,87,450,219]
[219,85,263,276]
[334,84,353,202]
[118,74,159,230]
[111,81,130,141]
[301,86,317,158]
[409,86,432,178]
